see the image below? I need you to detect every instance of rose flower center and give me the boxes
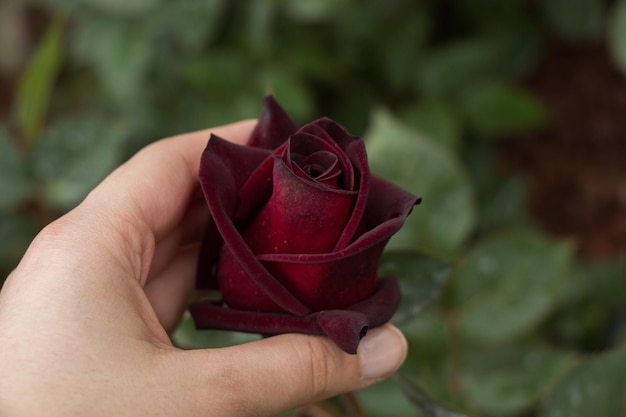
[297,151,342,188]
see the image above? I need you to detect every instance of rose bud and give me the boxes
[190,96,420,354]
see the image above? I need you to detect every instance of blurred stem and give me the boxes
[337,391,364,417]
[288,392,363,417]
[14,16,65,149]
[291,401,346,417]
[442,307,464,394]
[0,0,28,74]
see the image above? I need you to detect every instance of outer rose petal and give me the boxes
[255,240,386,311]
[190,277,401,354]
[248,96,299,149]
[196,135,273,288]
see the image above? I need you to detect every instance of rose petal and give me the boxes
[354,175,422,239]
[254,176,419,264]
[311,118,358,149]
[189,277,401,354]
[348,277,401,328]
[196,224,222,289]
[290,130,355,190]
[315,311,369,354]
[189,301,324,335]
[198,136,311,316]
[217,157,358,312]
[248,96,299,149]
[333,139,369,250]
[246,158,357,254]
[296,151,341,186]
[199,135,273,215]
[236,142,289,223]
[197,135,273,288]
[255,240,385,310]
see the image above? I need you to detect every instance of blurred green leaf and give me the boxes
[490,20,544,79]
[464,141,532,233]
[172,314,261,349]
[265,68,314,122]
[459,82,548,137]
[147,0,226,51]
[393,374,469,417]
[541,0,605,42]
[181,50,254,95]
[609,0,626,76]
[14,19,64,145]
[456,0,527,24]
[82,0,162,15]
[243,1,274,56]
[0,127,34,210]
[358,378,423,417]
[416,39,500,97]
[400,99,462,153]
[545,257,626,350]
[453,229,574,343]
[279,30,337,82]
[476,175,531,232]
[30,116,127,209]
[366,110,475,258]
[558,257,626,313]
[379,250,453,325]
[538,344,626,417]
[462,345,576,417]
[73,19,152,103]
[282,0,351,22]
[397,313,461,412]
[378,11,430,93]
[401,309,449,367]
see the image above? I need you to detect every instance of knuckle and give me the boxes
[301,336,340,399]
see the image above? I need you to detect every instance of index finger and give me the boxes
[79,119,257,273]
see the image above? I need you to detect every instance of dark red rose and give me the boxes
[190,97,420,354]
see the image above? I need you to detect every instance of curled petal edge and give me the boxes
[189,277,400,354]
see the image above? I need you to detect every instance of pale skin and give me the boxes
[0,120,407,417]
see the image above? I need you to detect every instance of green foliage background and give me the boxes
[1,1,625,416]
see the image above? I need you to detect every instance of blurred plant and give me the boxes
[1,0,625,416]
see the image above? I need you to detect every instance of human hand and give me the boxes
[0,120,407,417]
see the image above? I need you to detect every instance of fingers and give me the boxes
[143,245,199,333]
[75,119,257,285]
[172,324,407,417]
[95,119,256,238]
[145,194,208,280]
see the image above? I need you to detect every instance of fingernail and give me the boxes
[359,325,408,380]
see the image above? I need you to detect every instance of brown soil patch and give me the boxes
[502,38,626,259]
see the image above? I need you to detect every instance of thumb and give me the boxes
[175,324,407,417]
